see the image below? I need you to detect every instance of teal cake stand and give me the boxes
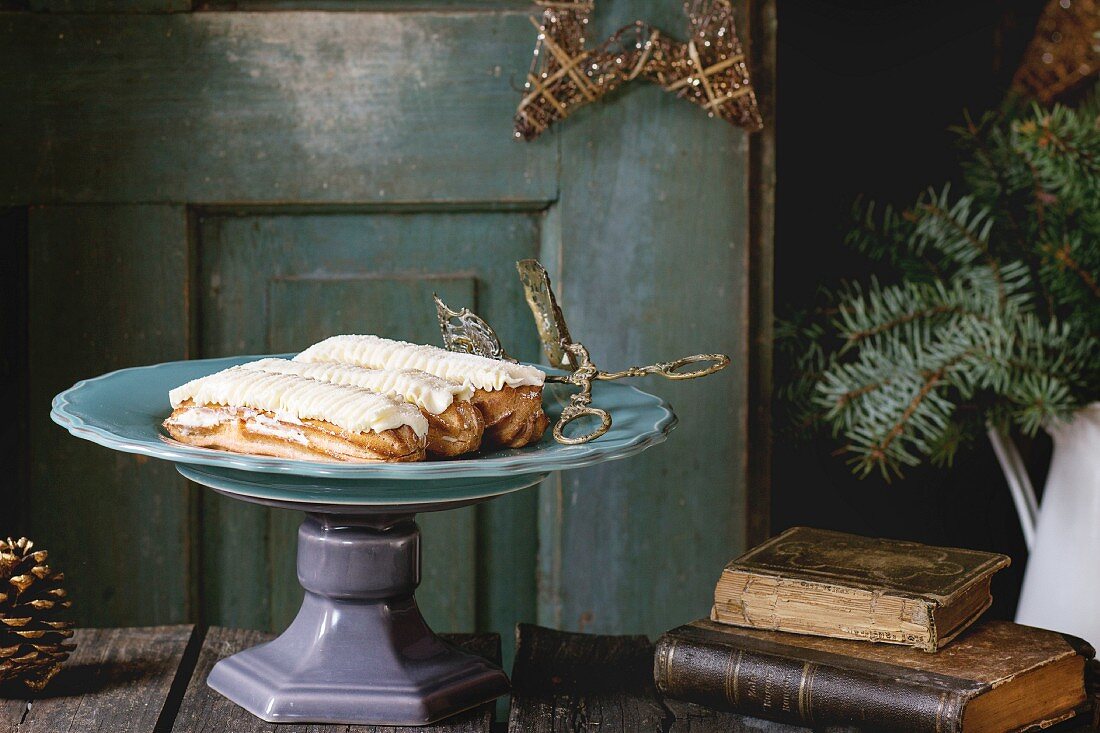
[51,355,677,726]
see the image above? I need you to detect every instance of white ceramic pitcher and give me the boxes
[993,403,1100,646]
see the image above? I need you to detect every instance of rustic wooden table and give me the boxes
[2,625,1097,733]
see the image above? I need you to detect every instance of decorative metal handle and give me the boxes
[438,261,732,445]
[597,353,731,381]
[554,400,613,445]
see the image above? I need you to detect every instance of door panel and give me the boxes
[197,208,542,631]
[0,13,554,206]
[268,276,476,353]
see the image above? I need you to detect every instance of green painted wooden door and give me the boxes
[4,0,773,660]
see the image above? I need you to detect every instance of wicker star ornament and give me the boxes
[515,0,763,140]
[1013,0,1100,103]
[0,537,75,691]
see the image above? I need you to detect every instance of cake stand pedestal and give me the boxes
[177,464,549,725]
[206,513,503,724]
[51,355,676,726]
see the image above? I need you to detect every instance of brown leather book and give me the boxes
[712,526,1010,651]
[654,619,1094,733]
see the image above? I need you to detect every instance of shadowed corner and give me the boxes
[0,658,166,701]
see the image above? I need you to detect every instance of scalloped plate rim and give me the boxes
[51,354,679,481]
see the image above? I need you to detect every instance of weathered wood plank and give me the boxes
[28,0,191,12]
[0,625,200,733]
[664,701,822,733]
[507,624,833,733]
[538,0,756,639]
[27,205,192,628]
[0,698,21,729]
[197,209,541,635]
[0,12,555,205]
[170,627,500,732]
[506,623,668,732]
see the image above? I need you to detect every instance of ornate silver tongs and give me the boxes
[436,259,730,444]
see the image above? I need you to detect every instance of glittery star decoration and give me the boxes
[514,0,763,140]
[1012,0,1100,103]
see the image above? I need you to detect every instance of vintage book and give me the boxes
[712,526,1010,651]
[655,619,1093,733]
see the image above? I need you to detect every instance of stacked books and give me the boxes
[655,527,1095,732]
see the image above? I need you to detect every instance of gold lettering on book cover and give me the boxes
[781,667,795,713]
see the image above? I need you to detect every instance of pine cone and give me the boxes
[0,537,75,691]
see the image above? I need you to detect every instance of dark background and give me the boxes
[772,0,1052,619]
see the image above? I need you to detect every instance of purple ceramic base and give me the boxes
[206,514,509,725]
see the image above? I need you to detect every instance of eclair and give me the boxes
[244,358,485,457]
[163,367,428,462]
[295,335,549,449]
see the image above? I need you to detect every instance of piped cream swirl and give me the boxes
[294,335,545,392]
[244,358,473,415]
[168,367,428,438]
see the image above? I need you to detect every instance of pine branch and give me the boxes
[1043,240,1100,299]
[845,304,961,345]
[776,86,1100,477]
[912,198,1006,305]
[1012,102,1100,207]
[837,380,884,407]
[956,111,1057,315]
[860,365,948,476]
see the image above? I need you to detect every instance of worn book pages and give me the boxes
[712,527,1010,651]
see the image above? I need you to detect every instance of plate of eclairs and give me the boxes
[162,335,551,464]
[153,334,674,469]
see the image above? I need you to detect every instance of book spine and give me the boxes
[654,633,970,733]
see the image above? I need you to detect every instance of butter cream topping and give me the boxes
[168,367,428,438]
[294,335,545,392]
[245,358,473,415]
